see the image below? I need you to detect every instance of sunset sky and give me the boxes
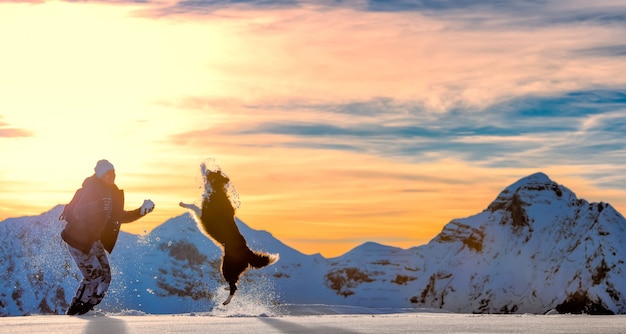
[1,0,626,257]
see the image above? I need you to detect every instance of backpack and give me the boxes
[59,188,84,223]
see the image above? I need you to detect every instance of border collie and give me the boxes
[180,166,278,305]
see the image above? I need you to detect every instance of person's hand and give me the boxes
[140,199,155,215]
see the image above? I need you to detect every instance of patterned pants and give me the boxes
[67,240,112,306]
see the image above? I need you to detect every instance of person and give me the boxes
[60,159,155,315]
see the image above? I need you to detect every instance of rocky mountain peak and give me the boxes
[496,172,567,201]
[485,172,579,229]
[506,171,553,189]
[423,172,626,314]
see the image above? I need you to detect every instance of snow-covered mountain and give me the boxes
[1,172,625,316]
[412,172,626,314]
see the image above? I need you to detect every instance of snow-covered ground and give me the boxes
[2,305,626,334]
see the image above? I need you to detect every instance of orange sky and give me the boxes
[1,1,626,257]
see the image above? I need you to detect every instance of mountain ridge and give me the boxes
[1,172,625,315]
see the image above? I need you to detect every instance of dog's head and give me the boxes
[200,165,240,210]
[206,170,230,190]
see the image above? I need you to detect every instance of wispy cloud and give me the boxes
[0,118,33,138]
[575,44,626,57]
[172,89,626,170]
[0,129,32,138]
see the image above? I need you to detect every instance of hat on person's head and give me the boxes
[94,159,115,178]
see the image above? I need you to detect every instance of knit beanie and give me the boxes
[94,159,115,178]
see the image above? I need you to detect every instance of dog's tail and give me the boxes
[248,250,279,269]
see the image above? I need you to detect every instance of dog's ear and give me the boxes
[216,170,230,184]
[206,170,230,186]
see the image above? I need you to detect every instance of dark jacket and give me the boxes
[61,175,143,253]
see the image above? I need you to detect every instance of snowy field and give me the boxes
[2,305,626,334]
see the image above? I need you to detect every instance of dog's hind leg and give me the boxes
[222,292,234,305]
[222,280,237,305]
[221,253,246,306]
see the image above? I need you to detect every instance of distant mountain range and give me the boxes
[1,172,625,316]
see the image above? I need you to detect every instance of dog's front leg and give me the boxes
[179,202,202,221]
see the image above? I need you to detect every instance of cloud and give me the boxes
[171,89,626,172]
[365,0,515,12]
[139,0,626,31]
[575,44,626,57]
[0,118,33,138]
[114,0,626,117]
[545,5,626,27]
[145,0,307,16]
[176,0,301,8]
[363,0,626,30]
[0,129,32,138]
